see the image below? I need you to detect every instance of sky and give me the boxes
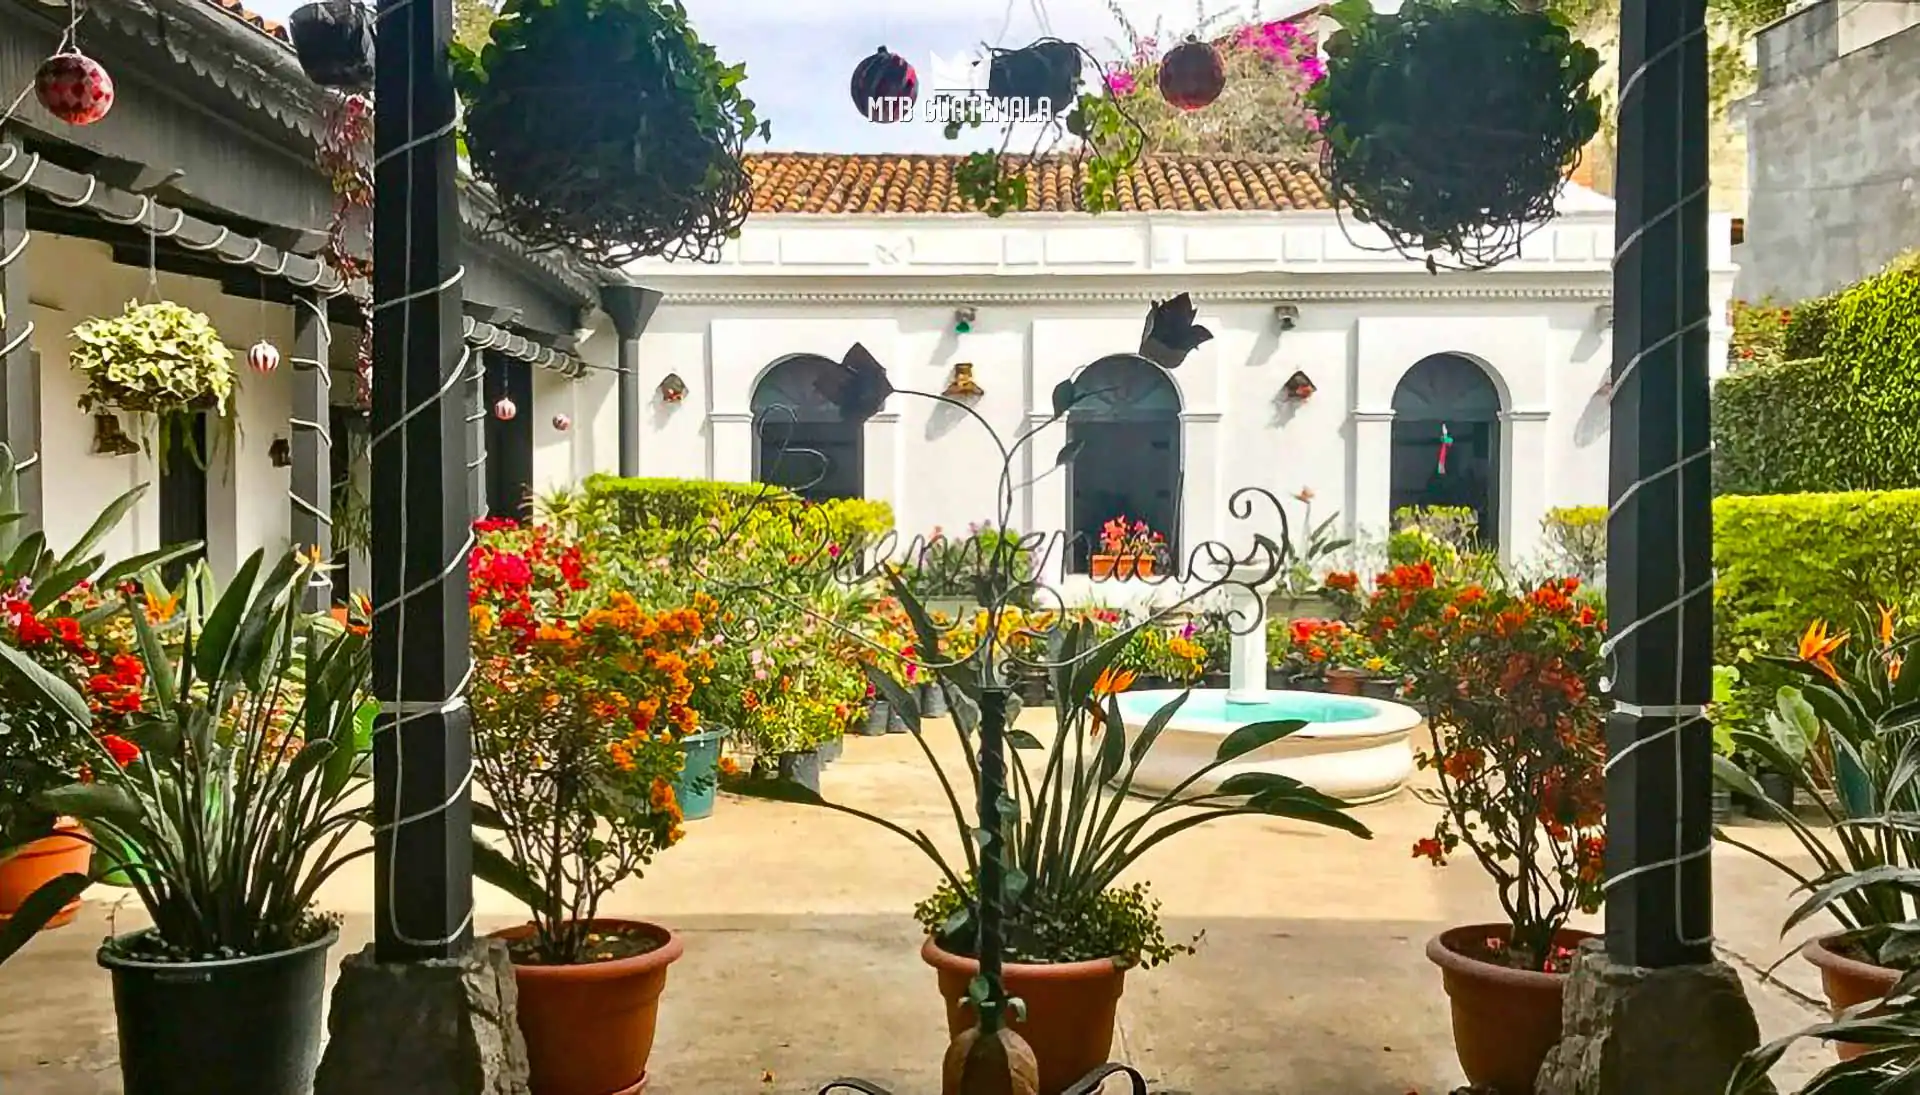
[247,0,1332,154]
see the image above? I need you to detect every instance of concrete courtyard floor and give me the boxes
[0,709,1841,1094]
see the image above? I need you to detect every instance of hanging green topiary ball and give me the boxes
[1308,0,1603,271]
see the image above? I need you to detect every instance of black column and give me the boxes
[0,139,40,525]
[369,0,474,962]
[1605,0,1714,969]
[291,291,333,613]
[598,284,662,478]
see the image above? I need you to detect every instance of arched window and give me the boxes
[1389,353,1503,547]
[751,354,864,501]
[1066,353,1182,573]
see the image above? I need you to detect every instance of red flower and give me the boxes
[1412,837,1446,865]
[53,617,84,648]
[99,734,140,767]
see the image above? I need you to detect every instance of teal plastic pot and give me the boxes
[672,729,727,821]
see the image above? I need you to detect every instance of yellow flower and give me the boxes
[470,603,494,636]
[1799,619,1847,682]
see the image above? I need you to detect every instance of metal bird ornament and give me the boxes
[814,342,895,424]
[1138,293,1212,370]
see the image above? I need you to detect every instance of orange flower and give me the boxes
[1798,619,1847,681]
[1093,667,1136,697]
[719,755,742,777]
[144,590,179,623]
[1880,604,1898,648]
[1890,655,1904,684]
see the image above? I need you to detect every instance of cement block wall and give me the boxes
[1739,12,1920,302]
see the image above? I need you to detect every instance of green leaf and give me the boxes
[471,837,549,914]
[1006,730,1045,750]
[97,543,205,591]
[192,550,265,683]
[37,783,143,828]
[52,483,149,576]
[0,873,92,965]
[0,640,91,727]
[1214,719,1310,763]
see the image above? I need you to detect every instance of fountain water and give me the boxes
[1120,567,1420,804]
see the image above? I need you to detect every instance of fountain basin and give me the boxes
[1117,689,1421,805]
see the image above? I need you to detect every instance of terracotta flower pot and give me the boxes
[1427,924,1595,1095]
[1324,667,1368,696]
[490,920,684,1095]
[1803,933,1901,1061]
[922,938,1126,1095]
[0,819,90,930]
[1090,554,1155,581]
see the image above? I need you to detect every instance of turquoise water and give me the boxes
[1115,689,1377,726]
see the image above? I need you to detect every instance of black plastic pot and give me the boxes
[1266,667,1293,690]
[100,926,337,1095]
[1292,674,1326,693]
[920,681,949,718]
[779,750,822,793]
[888,706,910,734]
[1201,670,1230,690]
[988,40,1079,114]
[861,700,891,737]
[287,1,374,89]
[1360,678,1400,701]
[1132,674,1172,691]
[1756,770,1795,814]
[820,737,843,765]
[1712,785,1736,825]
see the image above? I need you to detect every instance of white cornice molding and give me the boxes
[1499,409,1554,422]
[654,286,1617,306]
[1352,409,1397,421]
[1178,411,1225,423]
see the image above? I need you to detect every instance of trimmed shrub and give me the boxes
[582,474,792,529]
[1713,490,1920,661]
[1712,254,1920,495]
[1541,506,1606,582]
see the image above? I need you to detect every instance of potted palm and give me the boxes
[0,549,371,1094]
[745,578,1371,1095]
[1730,939,1920,1091]
[1713,609,1917,1060]
[466,520,711,1095]
[1377,566,1608,1095]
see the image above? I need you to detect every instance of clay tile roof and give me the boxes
[745,153,1330,215]
[201,0,290,43]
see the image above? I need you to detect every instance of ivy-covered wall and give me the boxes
[1713,252,1920,495]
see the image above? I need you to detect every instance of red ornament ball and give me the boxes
[850,46,918,123]
[35,51,115,126]
[247,340,281,374]
[492,395,517,422]
[1157,38,1226,111]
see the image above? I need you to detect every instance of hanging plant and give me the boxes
[1156,37,1226,111]
[1308,0,1602,271]
[316,93,373,412]
[943,38,1146,217]
[69,301,234,469]
[450,0,767,265]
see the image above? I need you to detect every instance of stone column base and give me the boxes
[314,939,530,1095]
[1537,940,1775,1095]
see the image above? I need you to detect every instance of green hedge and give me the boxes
[581,475,894,545]
[1713,490,1920,659]
[1713,254,1920,494]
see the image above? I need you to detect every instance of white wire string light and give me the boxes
[1594,8,1716,953]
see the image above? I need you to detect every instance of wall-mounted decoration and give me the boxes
[91,413,139,456]
[269,437,293,468]
[1284,371,1316,400]
[953,306,977,334]
[1158,37,1226,111]
[551,414,571,432]
[943,362,984,399]
[1139,293,1212,370]
[36,51,114,127]
[248,340,281,374]
[492,395,518,422]
[288,0,376,89]
[1273,304,1299,331]
[659,372,688,404]
[850,46,917,122]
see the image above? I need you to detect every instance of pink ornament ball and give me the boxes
[551,413,570,432]
[248,340,281,374]
[36,52,114,126]
[492,395,517,421]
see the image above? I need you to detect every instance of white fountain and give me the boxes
[1120,566,1421,804]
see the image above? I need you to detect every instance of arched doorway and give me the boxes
[1066,354,1181,573]
[751,354,864,501]
[1389,353,1502,547]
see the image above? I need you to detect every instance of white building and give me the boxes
[605,152,1737,570]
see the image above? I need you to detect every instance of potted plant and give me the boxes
[746,583,1371,1095]
[1730,945,1920,1092]
[1385,567,1608,1095]
[1713,609,1917,1060]
[0,549,371,1093]
[467,519,711,1095]
[1309,0,1602,270]
[450,0,763,266]
[69,300,235,466]
[1090,516,1164,581]
[0,447,198,943]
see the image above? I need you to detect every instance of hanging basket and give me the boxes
[450,0,763,266]
[69,301,234,419]
[287,0,375,90]
[1308,0,1602,271]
